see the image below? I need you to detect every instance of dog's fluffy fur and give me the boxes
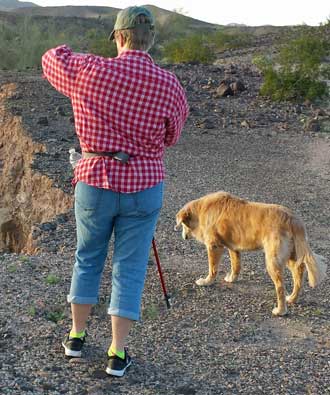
[175,191,327,316]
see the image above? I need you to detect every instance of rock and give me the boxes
[230,80,246,94]
[313,108,327,117]
[195,118,215,129]
[10,106,22,116]
[241,120,251,128]
[293,105,303,114]
[225,64,237,74]
[40,222,57,231]
[320,118,330,133]
[305,118,321,132]
[31,226,42,240]
[69,358,88,365]
[0,208,14,251]
[176,385,197,394]
[37,116,49,126]
[216,81,234,97]
[56,106,66,116]
[89,369,108,379]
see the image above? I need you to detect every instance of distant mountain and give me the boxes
[0,0,38,11]
[13,5,120,18]
[11,4,217,31]
[226,23,247,27]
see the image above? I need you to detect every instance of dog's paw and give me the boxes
[286,294,297,304]
[196,277,213,286]
[224,273,237,283]
[272,306,288,316]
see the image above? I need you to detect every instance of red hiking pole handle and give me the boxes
[152,238,171,309]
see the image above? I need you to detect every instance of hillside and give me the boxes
[12,4,218,31]
[13,5,120,18]
[5,3,302,45]
[0,0,38,11]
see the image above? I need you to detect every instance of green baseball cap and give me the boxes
[109,6,154,41]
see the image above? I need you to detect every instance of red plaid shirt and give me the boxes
[42,45,189,192]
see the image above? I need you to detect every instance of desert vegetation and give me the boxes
[253,22,330,102]
[0,11,329,101]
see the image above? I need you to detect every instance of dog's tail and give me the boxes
[291,218,327,287]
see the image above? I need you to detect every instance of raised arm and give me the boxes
[42,45,88,98]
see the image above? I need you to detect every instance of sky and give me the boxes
[30,0,330,26]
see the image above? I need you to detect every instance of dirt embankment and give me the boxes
[0,83,73,253]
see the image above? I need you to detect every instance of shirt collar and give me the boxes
[117,50,154,63]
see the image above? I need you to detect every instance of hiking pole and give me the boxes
[152,238,171,309]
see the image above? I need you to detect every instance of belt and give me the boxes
[83,151,130,164]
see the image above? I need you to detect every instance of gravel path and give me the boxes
[1,63,330,394]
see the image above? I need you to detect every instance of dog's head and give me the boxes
[175,204,197,240]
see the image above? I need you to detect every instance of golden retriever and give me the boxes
[175,192,327,316]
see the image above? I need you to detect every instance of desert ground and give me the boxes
[1,48,330,394]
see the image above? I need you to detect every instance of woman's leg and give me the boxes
[108,182,163,352]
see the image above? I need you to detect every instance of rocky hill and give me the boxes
[4,3,295,36]
[0,0,37,11]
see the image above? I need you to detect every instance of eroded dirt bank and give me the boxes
[0,83,73,252]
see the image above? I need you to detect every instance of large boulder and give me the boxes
[216,81,234,97]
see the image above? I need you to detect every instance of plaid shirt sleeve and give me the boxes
[42,45,87,98]
[164,80,189,147]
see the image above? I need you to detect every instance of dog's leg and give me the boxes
[286,259,305,304]
[224,250,241,282]
[265,250,287,316]
[196,244,224,286]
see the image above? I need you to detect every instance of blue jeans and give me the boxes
[68,181,163,320]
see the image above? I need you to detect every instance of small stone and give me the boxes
[37,116,49,126]
[241,120,251,128]
[216,81,234,97]
[230,80,246,94]
[90,369,108,379]
[314,108,327,117]
[305,118,321,132]
[69,357,87,365]
[176,385,197,395]
[196,118,215,129]
[56,106,66,116]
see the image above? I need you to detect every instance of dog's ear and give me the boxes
[175,208,192,230]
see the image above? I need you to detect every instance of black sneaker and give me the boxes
[106,349,132,377]
[62,333,86,357]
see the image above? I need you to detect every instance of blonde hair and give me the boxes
[114,14,155,51]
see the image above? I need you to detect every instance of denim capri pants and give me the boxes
[67,181,163,321]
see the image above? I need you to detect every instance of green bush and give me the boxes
[0,18,77,70]
[163,34,216,64]
[210,30,253,51]
[0,18,116,70]
[87,34,117,58]
[46,310,65,323]
[254,29,330,102]
[46,273,60,285]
